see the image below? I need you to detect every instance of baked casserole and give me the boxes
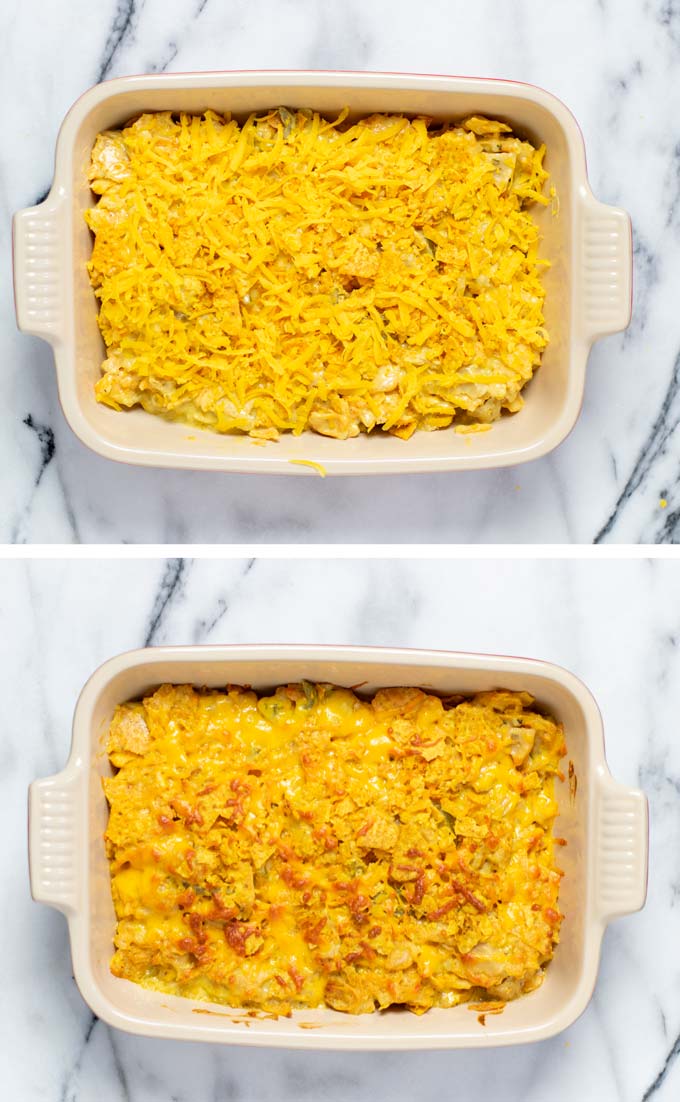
[104,682,565,1016]
[86,110,549,442]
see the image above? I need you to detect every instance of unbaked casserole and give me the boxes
[86,110,549,443]
[104,681,565,1016]
[14,73,633,474]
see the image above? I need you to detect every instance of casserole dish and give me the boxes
[28,645,647,1049]
[13,72,632,475]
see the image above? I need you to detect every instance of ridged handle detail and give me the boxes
[13,199,65,342]
[580,198,632,341]
[29,769,81,914]
[596,776,648,921]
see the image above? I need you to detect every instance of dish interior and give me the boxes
[85,655,594,1042]
[66,80,575,468]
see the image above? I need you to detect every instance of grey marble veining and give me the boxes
[4,556,679,1099]
[3,0,680,543]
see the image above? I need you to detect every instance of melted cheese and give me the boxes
[86,110,550,442]
[104,684,565,1015]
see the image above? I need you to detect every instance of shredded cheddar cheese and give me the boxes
[104,683,565,1016]
[87,110,549,441]
[288,459,327,476]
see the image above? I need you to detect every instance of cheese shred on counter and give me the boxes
[87,110,550,441]
[104,684,565,1016]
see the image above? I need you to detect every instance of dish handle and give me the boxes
[578,193,633,343]
[28,765,81,916]
[13,195,66,344]
[594,771,649,923]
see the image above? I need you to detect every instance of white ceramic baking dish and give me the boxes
[29,645,647,1049]
[13,71,632,475]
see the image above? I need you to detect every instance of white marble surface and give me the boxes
[3,0,680,543]
[4,555,679,1099]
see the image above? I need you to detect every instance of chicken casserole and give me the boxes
[104,682,565,1016]
[86,110,549,442]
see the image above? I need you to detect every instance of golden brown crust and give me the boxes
[104,683,565,1015]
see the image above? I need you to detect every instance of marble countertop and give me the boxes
[5,556,679,1100]
[3,0,680,544]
